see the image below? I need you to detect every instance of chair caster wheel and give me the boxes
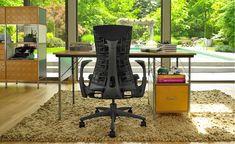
[79,121,85,128]
[128,108,133,113]
[109,130,116,138]
[140,120,146,127]
[95,109,99,113]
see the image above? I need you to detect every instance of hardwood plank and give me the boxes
[0,83,58,134]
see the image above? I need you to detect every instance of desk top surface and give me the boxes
[54,50,196,58]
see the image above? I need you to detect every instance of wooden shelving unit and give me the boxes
[0,6,46,88]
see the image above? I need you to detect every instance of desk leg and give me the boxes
[153,58,156,116]
[176,58,179,67]
[147,58,150,105]
[58,57,61,120]
[188,58,191,111]
[72,57,75,104]
[148,58,150,76]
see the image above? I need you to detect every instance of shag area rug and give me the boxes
[0,90,234,142]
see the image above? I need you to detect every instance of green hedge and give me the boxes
[47,37,65,47]
[215,45,234,53]
[81,34,94,44]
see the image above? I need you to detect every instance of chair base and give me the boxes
[79,100,146,138]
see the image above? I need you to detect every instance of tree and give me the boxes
[78,0,137,34]
[187,0,214,39]
[78,0,116,33]
[171,0,190,37]
[103,0,137,18]
[31,0,62,7]
[0,0,22,6]
[217,0,235,49]
[45,3,65,40]
[132,0,159,18]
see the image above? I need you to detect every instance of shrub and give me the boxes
[47,32,54,39]
[47,37,65,47]
[171,37,179,45]
[212,39,224,46]
[81,34,94,44]
[178,37,192,46]
[153,35,160,43]
[215,45,234,53]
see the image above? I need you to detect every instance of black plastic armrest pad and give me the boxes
[79,60,92,97]
[81,60,92,68]
[80,60,92,75]
[135,60,146,77]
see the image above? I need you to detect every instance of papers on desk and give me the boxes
[140,47,161,52]
[69,42,92,51]
[140,44,177,52]
[159,44,177,52]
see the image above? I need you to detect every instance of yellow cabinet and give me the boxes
[156,83,189,112]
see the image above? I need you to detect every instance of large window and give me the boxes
[171,0,235,81]
[77,0,161,47]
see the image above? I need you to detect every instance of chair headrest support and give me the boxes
[93,25,132,41]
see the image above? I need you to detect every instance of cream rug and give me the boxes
[0,90,234,142]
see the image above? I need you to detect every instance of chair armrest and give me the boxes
[132,60,147,97]
[79,60,93,97]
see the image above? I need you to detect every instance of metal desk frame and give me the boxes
[54,50,195,120]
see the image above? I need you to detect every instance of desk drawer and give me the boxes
[156,84,189,112]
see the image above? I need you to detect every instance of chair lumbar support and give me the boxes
[79,99,146,138]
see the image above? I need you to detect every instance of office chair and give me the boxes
[79,25,147,137]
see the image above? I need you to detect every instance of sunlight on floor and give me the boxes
[192,117,213,134]
[190,103,232,113]
[192,116,235,135]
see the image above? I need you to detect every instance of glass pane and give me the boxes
[171,0,235,81]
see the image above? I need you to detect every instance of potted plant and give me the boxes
[24,33,36,42]
[204,24,213,47]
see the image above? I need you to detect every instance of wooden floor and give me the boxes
[0,82,234,144]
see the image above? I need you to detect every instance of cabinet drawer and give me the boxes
[0,60,5,80]
[156,84,189,112]
[0,7,5,24]
[7,60,38,81]
[6,7,39,24]
[0,49,5,60]
[0,44,5,60]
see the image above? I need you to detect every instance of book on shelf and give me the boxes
[157,78,185,83]
[156,74,186,83]
[158,74,185,79]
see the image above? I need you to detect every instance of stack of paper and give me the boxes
[160,44,177,52]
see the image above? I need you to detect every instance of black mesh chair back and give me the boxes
[90,25,135,98]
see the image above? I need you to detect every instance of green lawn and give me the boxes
[47,47,65,54]
[34,47,65,54]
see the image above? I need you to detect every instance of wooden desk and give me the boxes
[54,50,195,58]
[54,50,196,119]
